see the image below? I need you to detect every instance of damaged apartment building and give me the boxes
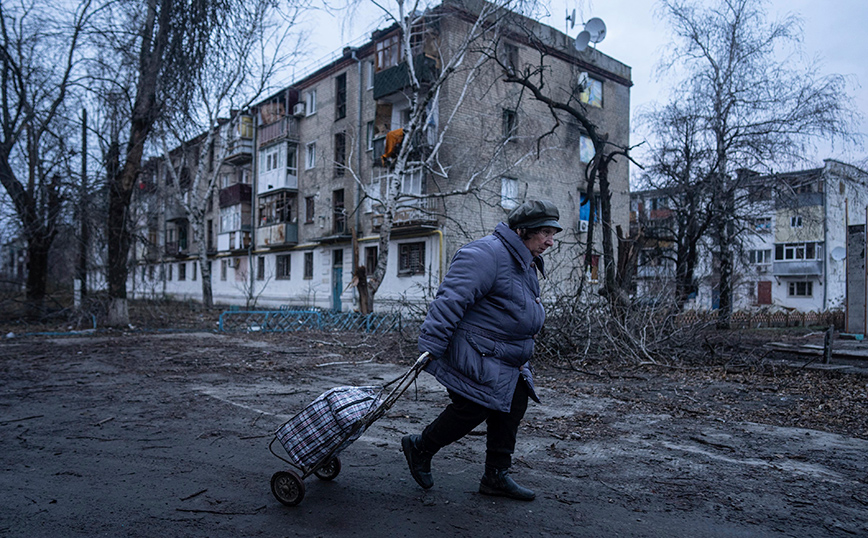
[129,0,632,311]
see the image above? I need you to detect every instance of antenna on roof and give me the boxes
[585,17,607,44]
[565,9,576,32]
[575,16,606,52]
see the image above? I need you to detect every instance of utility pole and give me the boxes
[76,108,89,307]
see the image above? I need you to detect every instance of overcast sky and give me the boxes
[298,0,867,170]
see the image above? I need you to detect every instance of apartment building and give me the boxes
[130,1,633,311]
[631,160,868,313]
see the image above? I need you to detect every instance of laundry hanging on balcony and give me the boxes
[381,128,404,167]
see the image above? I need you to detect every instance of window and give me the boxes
[501,177,519,210]
[257,256,265,281]
[304,252,314,279]
[502,109,517,139]
[367,175,381,213]
[334,132,347,177]
[333,189,346,234]
[398,242,425,276]
[259,191,293,226]
[788,281,813,297]
[305,196,315,223]
[305,89,317,115]
[192,261,197,281]
[502,42,519,74]
[221,207,242,233]
[276,254,291,280]
[790,215,803,228]
[775,242,820,261]
[221,259,228,281]
[305,141,316,169]
[221,173,232,188]
[376,34,400,71]
[580,77,603,108]
[753,217,772,232]
[178,262,186,281]
[366,121,375,150]
[367,60,375,89]
[286,145,298,177]
[400,167,423,196]
[148,265,155,280]
[749,249,772,265]
[335,73,347,120]
[579,135,595,163]
[167,263,173,281]
[365,246,378,275]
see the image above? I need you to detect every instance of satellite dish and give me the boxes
[574,30,591,52]
[569,9,576,29]
[585,17,607,44]
[831,246,846,261]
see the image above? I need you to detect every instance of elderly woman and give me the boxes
[402,200,562,501]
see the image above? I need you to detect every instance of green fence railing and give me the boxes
[218,309,402,334]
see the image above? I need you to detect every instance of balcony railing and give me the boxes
[219,183,252,208]
[258,117,299,146]
[371,196,440,230]
[225,137,253,164]
[256,222,299,248]
[164,241,188,257]
[373,54,439,100]
[773,259,823,276]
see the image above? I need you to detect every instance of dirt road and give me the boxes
[1,332,866,537]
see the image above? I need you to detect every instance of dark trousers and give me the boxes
[419,378,529,469]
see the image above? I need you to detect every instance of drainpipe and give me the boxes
[248,107,259,308]
[822,171,828,310]
[353,48,364,308]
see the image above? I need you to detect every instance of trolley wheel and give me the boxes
[271,470,305,506]
[314,456,342,481]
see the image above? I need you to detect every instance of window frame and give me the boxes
[305,141,317,169]
[398,241,426,276]
[303,252,314,279]
[335,73,347,120]
[276,254,291,280]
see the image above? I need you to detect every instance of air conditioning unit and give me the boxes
[578,220,589,233]
[292,103,306,117]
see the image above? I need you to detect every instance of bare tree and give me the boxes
[0,0,91,315]
[348,0,538,312]
[655,0,860,326]
[492,22,641,310]
[636,99,716,310]
[157,1,301,308]
[98,0,231,325]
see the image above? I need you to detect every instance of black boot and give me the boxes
[401,434,434,489]
[479,466,535,501]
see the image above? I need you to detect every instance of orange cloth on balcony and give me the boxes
[382,128,404,163]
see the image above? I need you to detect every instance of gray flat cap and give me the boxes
[507,200,563,231]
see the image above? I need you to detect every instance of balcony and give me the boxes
[217,228,252,252]
[225,137,253,165]
[773,260,823,277]
[371,197,440,233]
[219,183,252,209]
[164,241,188,258]
[258,117,299,146]
[649,208,672,220]
[373,54,439,100]
[372,129,433,167]
[776,191,823,209]
[636,265,674,279]
[257,222,299,248]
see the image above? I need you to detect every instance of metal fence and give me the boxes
[218,308,403,334]
[675,309,844,330]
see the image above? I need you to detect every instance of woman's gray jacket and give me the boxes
[418,222,545,412]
